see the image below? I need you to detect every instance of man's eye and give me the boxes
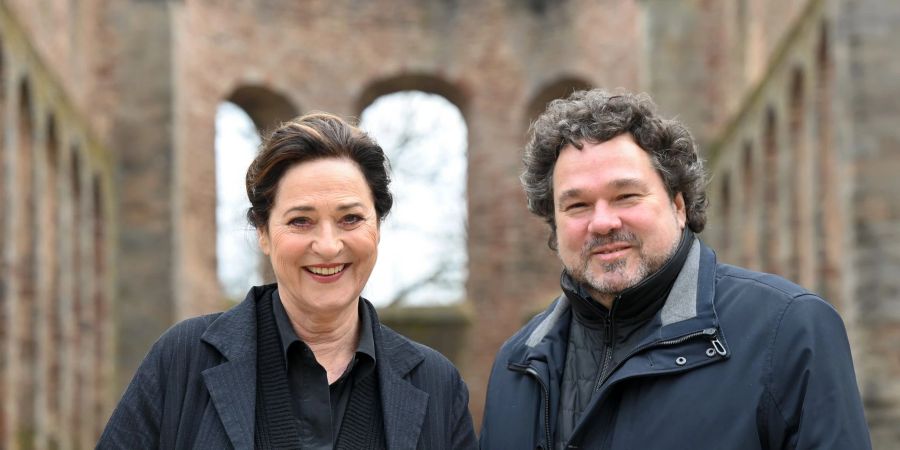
[563,202,587,212]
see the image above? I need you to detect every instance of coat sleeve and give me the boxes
[450,370,478,449]
[96,337,167,450]
[763,294,872,449]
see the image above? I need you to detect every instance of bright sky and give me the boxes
[215,91,467,306]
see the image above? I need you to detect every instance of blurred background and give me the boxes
[1,0,899,448]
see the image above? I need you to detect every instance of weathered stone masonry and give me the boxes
[0,0,898,448]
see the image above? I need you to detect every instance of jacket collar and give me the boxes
[517,237,723,363]
[198,285,430,450]
[199,285,268,450]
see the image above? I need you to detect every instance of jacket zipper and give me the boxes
[594,296,621,391]
[509,363,552,449]
[593,327,725,391]
[594,316,615,391]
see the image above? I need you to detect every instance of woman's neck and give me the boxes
[280,296,361,384]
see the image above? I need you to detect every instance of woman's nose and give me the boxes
[312,223,343,258]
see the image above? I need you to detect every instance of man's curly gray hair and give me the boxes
[522,89,708,250]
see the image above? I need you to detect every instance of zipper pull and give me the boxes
[710,335,727,356]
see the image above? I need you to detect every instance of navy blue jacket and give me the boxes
[480,240,870,449]
[98,285,476,449]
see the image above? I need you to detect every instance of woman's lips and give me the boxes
[304,263,348,282]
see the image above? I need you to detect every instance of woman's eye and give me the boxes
[288,217,312,227]
[341,214,364,226]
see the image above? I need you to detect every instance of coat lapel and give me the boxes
[200,289,262,450]
[367,301,429,450]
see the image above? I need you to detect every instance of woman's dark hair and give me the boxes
[522,89,708,249]
[246,112,393,229]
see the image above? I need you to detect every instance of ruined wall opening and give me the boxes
[720,173,733,256]
[816,21,839,306]
[15,77,38,439]
[42,114,62,448]
[762,107,780,274]
[788,67,807,284]
[741,140,758,268]
[91,175,107,439]
[358,88,468,307]
[0,39,6,446]
[68,147,83,445]
[215,86,298,301]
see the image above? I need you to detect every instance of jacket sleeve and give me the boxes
[450,370,478,449]
[763,294,872,449]
[96,337,167,450]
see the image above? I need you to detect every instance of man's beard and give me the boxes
[568,229,679,298]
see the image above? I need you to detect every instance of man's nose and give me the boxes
[587,203,622,236]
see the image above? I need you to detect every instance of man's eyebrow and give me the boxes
[611,178,649,190]
[557,189,582,204]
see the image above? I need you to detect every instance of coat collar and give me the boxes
[200,285,264,450]
[515,238,724,364]
[199,285,430,450]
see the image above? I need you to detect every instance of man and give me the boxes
[479,89,871,449]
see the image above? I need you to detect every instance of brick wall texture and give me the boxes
[0,0,897,448]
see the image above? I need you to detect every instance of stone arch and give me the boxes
[761,107,780,275]
[524,76,592,126]
[226,85,299,134]
[355,73,468,118]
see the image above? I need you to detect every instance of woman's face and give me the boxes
[258,157,379,317]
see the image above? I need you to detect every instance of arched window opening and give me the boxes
[0,40,7,446]
[816,21,839,304]
[720,173,733,256]
[762,108,780,275]
[91,175,107,439]
[788,69,807,284]
[43,115,63,447]
[741,141,757,269]
[69,147,83,445]
[15,79,39,442]
[359,91,468,307]
[215,102,263,300]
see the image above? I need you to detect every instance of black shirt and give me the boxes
[272,291,377,450]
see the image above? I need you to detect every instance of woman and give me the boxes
[98,113,477,449]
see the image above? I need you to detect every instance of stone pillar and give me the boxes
[108,0,177,392]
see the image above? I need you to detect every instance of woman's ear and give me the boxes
[258,227,271,256]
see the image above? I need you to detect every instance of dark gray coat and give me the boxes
[98,286,476,449]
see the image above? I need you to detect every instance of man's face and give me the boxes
[552,133,686,305]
